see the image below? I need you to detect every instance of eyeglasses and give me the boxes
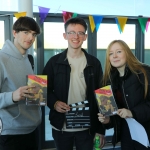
[66,31,85,37]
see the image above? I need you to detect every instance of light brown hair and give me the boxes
[103,40,148,98]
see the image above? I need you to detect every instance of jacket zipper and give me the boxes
[108,77,118,146]
[122,81,129,109]
[110,71,130,145]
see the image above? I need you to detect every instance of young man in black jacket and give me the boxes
[43,17,105,150]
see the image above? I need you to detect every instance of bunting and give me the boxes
[146,18,150,32]
[117,17,128,33]
[115,18,122,33]
[72,13,78,18]
[14,12,27,19]
[7,5,150,33]
[62,11,73,23]
[93,15,103,32]
[38,6,50,24]
[89,15,95,33]
[138,18,148,33]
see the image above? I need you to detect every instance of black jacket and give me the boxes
[43,48,105,135]
[104,65,150,147]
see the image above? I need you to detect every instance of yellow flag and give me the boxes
[117,17,128,32]
[14,12,27,19]
[89,15,95,33]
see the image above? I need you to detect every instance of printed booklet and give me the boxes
[95,85,118,116]
[26,75,47,106]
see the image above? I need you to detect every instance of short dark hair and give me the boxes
[64,17,87,32]
[13,16,40,34]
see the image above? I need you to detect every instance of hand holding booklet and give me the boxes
[26,75,47,106]
[95,85,118,116]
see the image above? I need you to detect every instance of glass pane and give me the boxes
[0,21,4,49]
[44,22,88,141]
[44,22,63,141]
[97,24,135,71]
[97,24,136,137]
[44,22,66,66]
[144,30,150,65]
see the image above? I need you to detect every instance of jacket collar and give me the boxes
[110,65,132,84]
[56,48,95,67]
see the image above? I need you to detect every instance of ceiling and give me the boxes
[0,0,149,17]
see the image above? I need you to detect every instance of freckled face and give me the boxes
[109,42,127,70]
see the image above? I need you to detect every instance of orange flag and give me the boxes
[14,12,27,19]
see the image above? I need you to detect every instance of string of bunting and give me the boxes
[0,5,150,34]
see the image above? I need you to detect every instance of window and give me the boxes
[1,11,146,150]
[0,21,4,49]
[97,24,135,71]
[44,22,67,66]
[144,30,150,65]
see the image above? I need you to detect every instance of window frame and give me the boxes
[0,11,145,149]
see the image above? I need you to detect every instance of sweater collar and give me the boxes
[1,40,28,59]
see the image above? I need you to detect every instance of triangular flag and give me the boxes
[93,15,103,32]
[38,6,50,24]
[89,15,95,33]
[115,18,122,34]
[62,11,73,23]
[117,17,128,33]
[146,18,150,32]
[72,13,78,18]
[138,18,148,34]
[14,12,27,19]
